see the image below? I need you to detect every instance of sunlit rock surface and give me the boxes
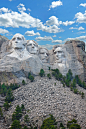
[0,34,86,83]
[64,40,86,81]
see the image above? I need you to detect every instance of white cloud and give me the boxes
[17,3,26,12]
[37,24,64,33]
[19,3,24,7]
[0,7,10,13]
[69,27,77,30]
[66,35,86,41]
[41,44,54,50]
[9,0,12,1]
[0,6,63,33]
[35,36,53,41]
[0,7,41,28]
[53,35,56,37]
[69,26,84,30]
[76,35,86,40]
[0,28,9,34]
[63,21,75,26]
[25,30,40,36]
[45,16,62,26]
[6,33,13,36]
[52,40,62,43]
[79,3,86,7]
[77,31,86,34]
[78,26,84,30]
[28,8,31,11]
[75,11,86,23]
[49,0,63,10]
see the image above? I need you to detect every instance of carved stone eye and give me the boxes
[28,44,32,46]
[12,38,16,41]
[58,51,63,53]
[17,37,22,40]
[40,52,44,54]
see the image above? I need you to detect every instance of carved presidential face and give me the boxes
[11,34,25,49]
[27,40,38,54]
[54,47,65,63]
[39,48,49,63]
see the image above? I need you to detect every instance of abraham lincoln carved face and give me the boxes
[54,46,65,63]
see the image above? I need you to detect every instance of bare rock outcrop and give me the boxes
[0,35,9,51]
[0,33,86,83]
[5,76,86,129]
[65,40,86,82]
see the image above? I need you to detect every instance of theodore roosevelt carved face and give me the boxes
[39,47,49,63]
[26,40,39,54]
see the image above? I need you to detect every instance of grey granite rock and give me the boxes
[0,33,86,83]
[5,76,86,129]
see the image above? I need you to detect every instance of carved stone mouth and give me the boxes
[15,47,23,49]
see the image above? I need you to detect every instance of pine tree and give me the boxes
[22,80,26,85]
[12,105,22,121]
[39,69,45,77]
[5,88,14,103]
[24,115,29,123]
[29,75,34,82]
[3,102,10,111]
[0,107,3,117]
[81,92,84,99]
[10,120,21,129]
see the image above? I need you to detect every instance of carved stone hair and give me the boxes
[53,45,63,54]
[39,47,49,55]
[9,33,27,48]
[27,40,38,47]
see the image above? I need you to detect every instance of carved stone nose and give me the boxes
[15,38,18,43]
[32,45,34,48]
[45,53,47,57]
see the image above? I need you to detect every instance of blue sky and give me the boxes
[0,0,86,49]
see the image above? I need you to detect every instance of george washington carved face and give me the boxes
[10,33,26,50]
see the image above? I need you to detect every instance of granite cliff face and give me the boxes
[0,34,86,83]
[65,40,86,82]
[0,35,86,129]
[0,35,9,51]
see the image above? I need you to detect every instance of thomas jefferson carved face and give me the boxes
[26,40,39,54]
[39,48,49,63]
[11,33,25,49]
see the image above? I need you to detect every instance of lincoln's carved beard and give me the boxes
[39,48,49,63]
[27,40,39,54]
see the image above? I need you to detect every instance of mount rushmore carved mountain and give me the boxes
[0,33,86,83]
[0,34,86,129]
